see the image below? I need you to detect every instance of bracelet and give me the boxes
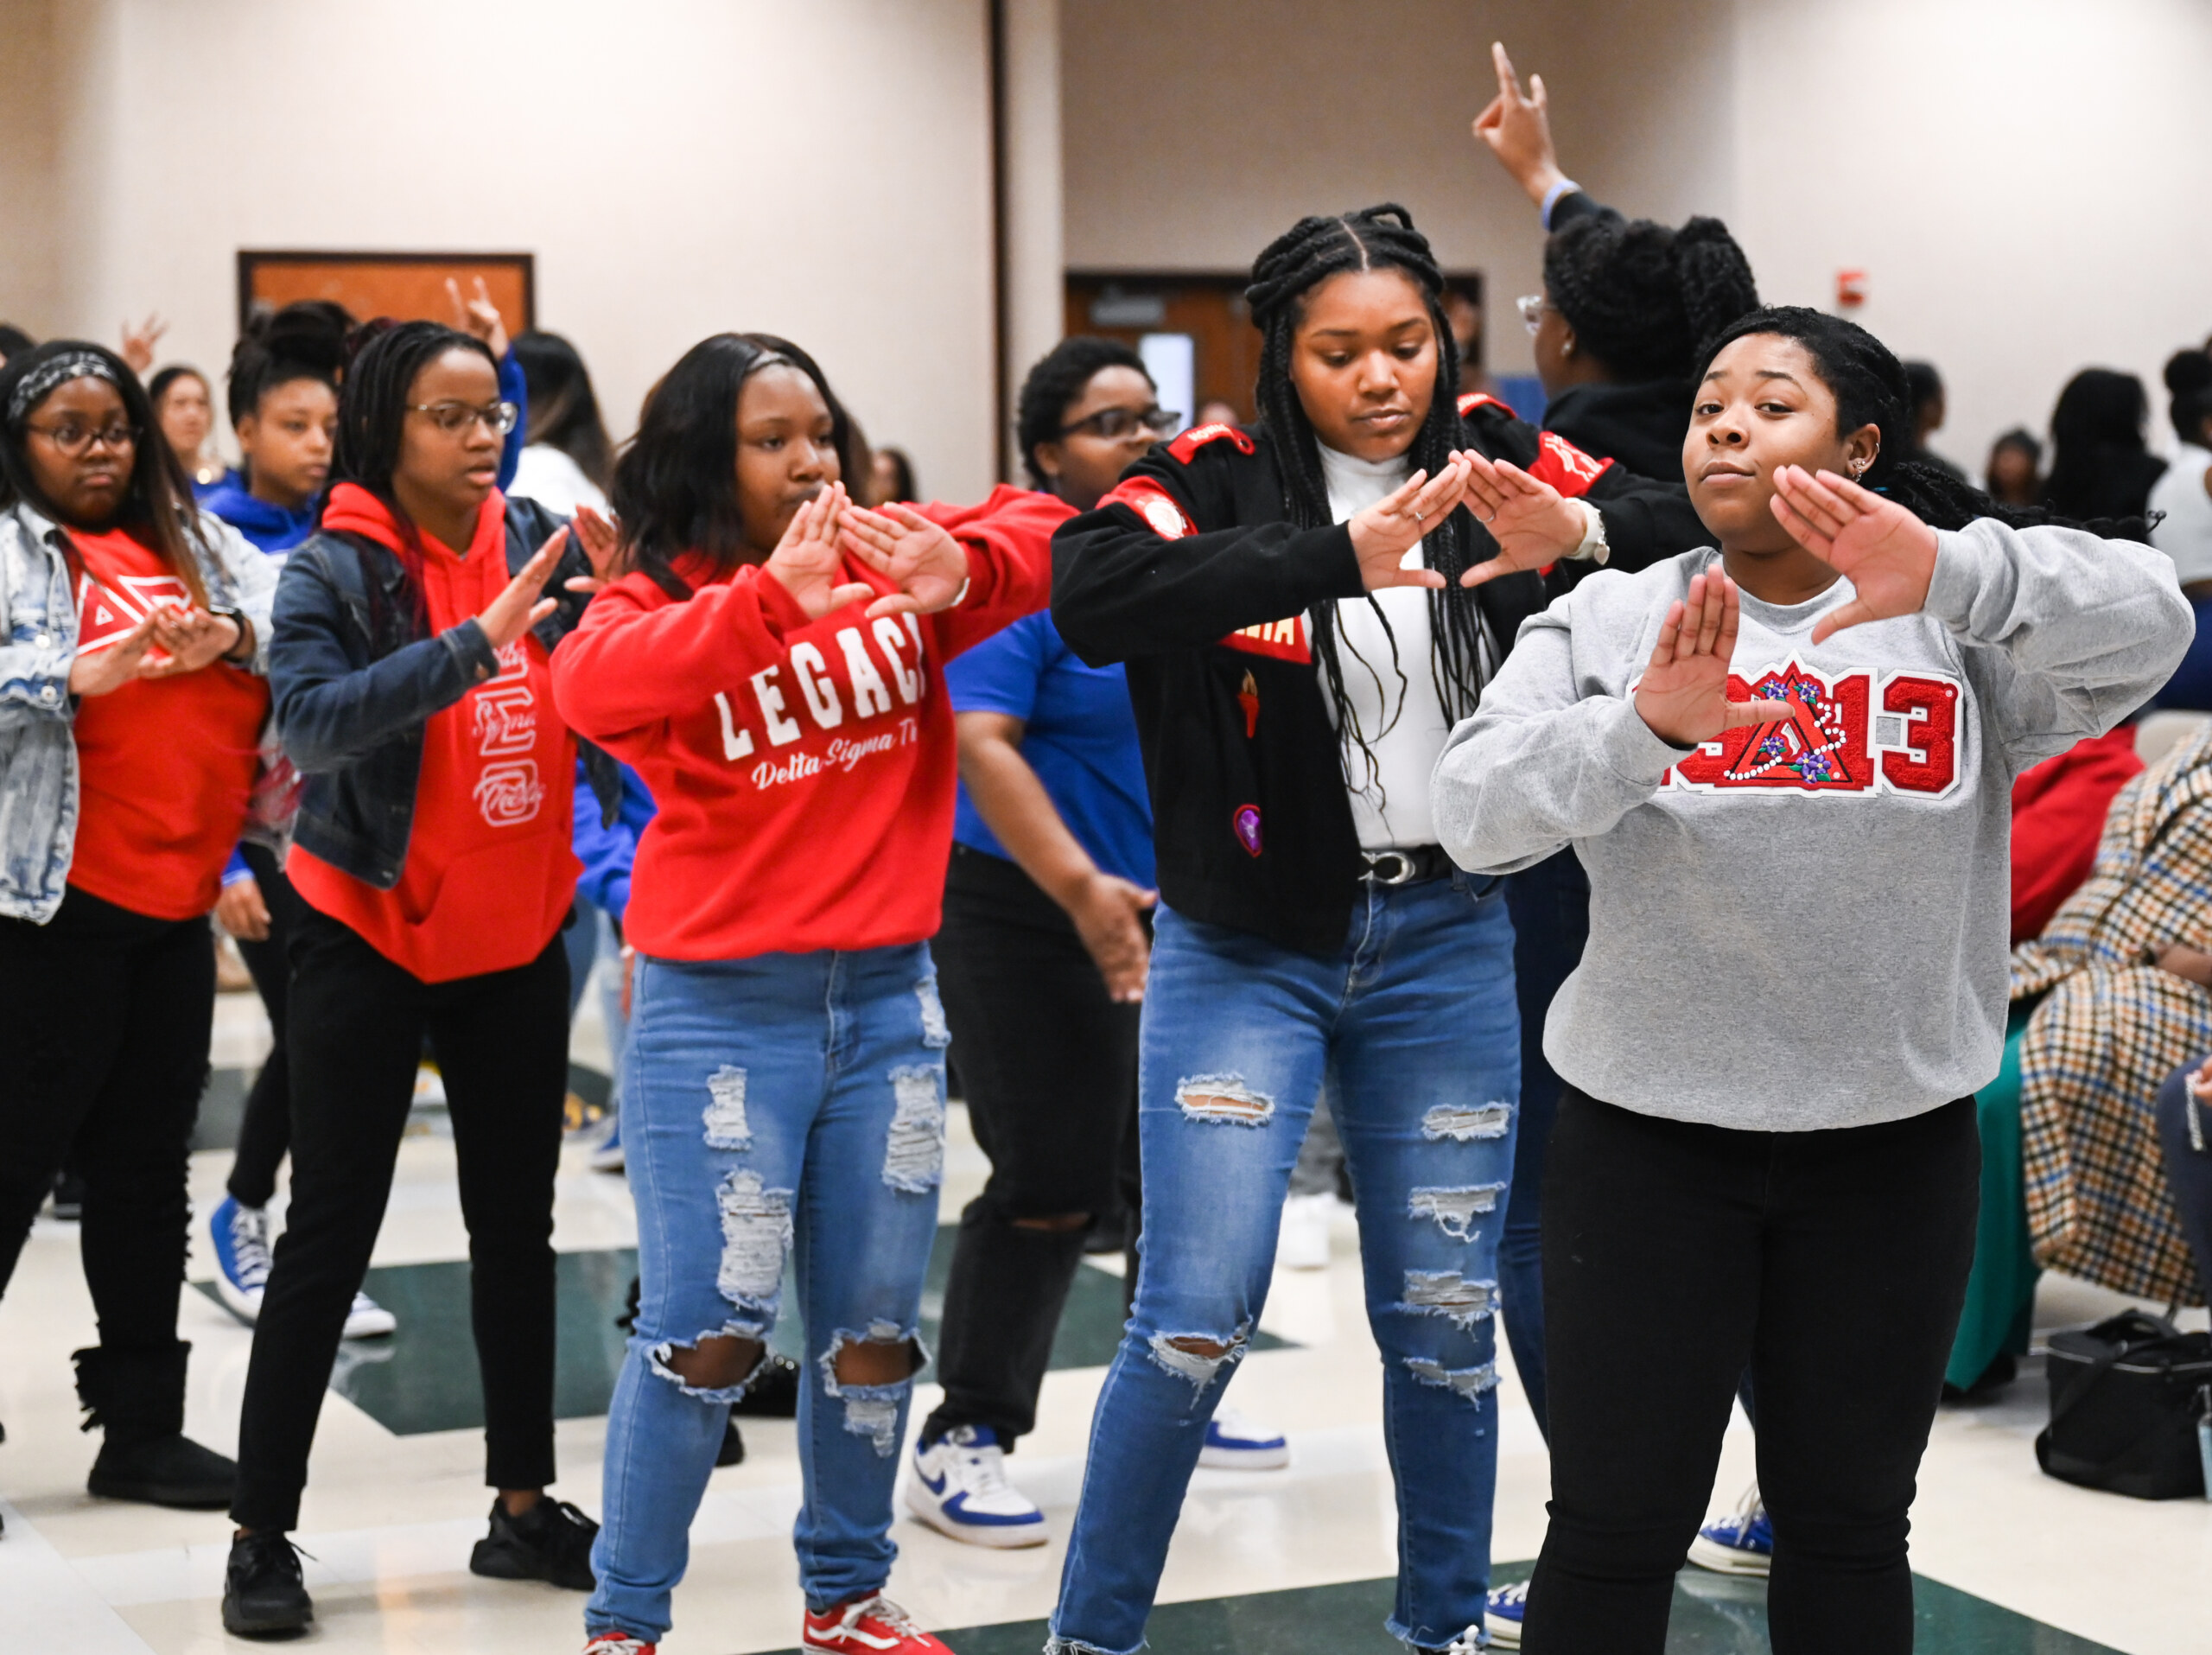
[1568,499,1610,564]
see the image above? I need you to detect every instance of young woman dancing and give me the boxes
[1045,204,1704,1655]
[551,333,1059,1655]
[1432,307,2191,1655]
[224,320,616,1636]
[0,341,276,1518]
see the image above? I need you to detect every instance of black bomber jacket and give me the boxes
[1049,396,1707,955]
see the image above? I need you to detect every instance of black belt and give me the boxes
[1360,845,1456,886]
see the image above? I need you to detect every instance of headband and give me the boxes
[7,350,119,429]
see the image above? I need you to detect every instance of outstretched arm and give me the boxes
[1471,41,1585,226]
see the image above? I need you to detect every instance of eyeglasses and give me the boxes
[24,420,139,457]
[1516,294,1550,336]
[1058,405,1182,442]
[408,399,520,436]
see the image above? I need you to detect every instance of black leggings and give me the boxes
[923,843,1141,1446]
[231,905,569,1532]
[228,841,306,1208]
[1524,1088,1980,1655]
[0,887,212,1353]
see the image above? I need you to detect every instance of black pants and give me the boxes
[228,841,307,1208]
[1524,1088,1980,1655]
[923,844,1141,1446]
[231,906,569,1531]
[0,887,211,1355]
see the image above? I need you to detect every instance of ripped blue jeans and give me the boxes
[587,944,947,1641]
[1052,876,1519,1655]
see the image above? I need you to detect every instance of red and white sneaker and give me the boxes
[582,1633,656,1654]
[802,1594,955,1653]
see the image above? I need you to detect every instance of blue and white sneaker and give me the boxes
[1198,1404,1290,1469]
[1687,1483,1772,1575]
[1484,1579,1529,1647]
[208,1194,273,1326]
[905,1424,1046,1548]
[589,1113,626,1174]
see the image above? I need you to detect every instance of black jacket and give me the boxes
[271,493,617,889]
[1052,404,1706,954]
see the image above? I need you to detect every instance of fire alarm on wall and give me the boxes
[1835,269,1868,308]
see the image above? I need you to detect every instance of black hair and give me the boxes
[146,364,209,408]
[1989,426,2043,466]
[512,329,614,493]
[2044,368,2155,523]
[1246,202,1487,785]
[1694,307,2066,535]
[874,446,918,505]
[0,340,207,605]
[1543,213,1758,384]
[1015,335,1150,488]
[611,332,855,600]
[2164,348,2212,448]
[326,319,497,624]
[1902,360,1945,422]
[227,301,349,429]
[0,323,33,362]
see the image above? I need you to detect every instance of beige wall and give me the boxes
[0,0,1001,500]
[1061,0,2212,481]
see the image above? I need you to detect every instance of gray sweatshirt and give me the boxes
[1432,521,2193,1130]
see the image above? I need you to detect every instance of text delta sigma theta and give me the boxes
[709,608,930,791]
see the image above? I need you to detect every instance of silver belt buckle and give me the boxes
[1366,850,1416,886]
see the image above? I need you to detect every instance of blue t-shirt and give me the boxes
[947,611,1154,887]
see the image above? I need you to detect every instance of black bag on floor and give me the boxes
[2035,1310,2212,1499]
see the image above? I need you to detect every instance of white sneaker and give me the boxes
[342,1290,397,1339]
[905,1424,1046,1548]
[1276,1191,1337,1270]
[1198,1404,1290,1469]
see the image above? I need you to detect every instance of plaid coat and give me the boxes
[2012,723,2212,1304]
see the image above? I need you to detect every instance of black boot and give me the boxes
[717,1415,747,1467]
[74,1343,236,1509]
[469,1495,599,1589]
[223,1531,313,1637]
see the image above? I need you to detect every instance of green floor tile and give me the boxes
[204,1229,1285,1437]
[760,1569,2120,1654]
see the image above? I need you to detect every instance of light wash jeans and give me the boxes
[564,899,629,1108]
[585,944,949,1641]
[1050,875,1521,1655]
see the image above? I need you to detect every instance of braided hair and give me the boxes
[1694,307,2148,540]
[1245,203,1487,785]
[1545,213,1758,383]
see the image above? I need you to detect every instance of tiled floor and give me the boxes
[4,994,2210,1653]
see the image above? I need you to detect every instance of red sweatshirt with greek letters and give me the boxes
[550,485,1064,961]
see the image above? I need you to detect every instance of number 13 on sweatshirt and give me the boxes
[550,485,1065,964]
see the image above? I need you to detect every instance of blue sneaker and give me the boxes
[589,1114,625,1173]
[905,1425,1046,1548]
[1688,1483,1772,1575]
[208,1194,272,1327]
[1484,1579,1528,1647]
[1198,1404,1289,1469]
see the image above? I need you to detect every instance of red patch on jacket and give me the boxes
[1217,613,1311,664]
[1528,431,1612,498]
[1166,423,1255,462]
[1102,477,1198,540]
[1457,391,1507,417]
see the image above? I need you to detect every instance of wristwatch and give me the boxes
[207,603,252,660]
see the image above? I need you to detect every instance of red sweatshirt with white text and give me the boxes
[550,486,1065,961]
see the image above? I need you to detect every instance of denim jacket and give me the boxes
[270,493,618,890]
[0,497,278,922]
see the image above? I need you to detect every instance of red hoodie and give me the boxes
[551,486,1063,961]
[289,484,581,982]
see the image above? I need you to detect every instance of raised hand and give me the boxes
[1471,41,1567,207]
[766,483,874,620]
[67,612,162,697]
[1346,458,1468,592]
[838,500,970,619]
[446,277,511,360]
[1634,570,1813,748]
[119,313,168,375]
[1456,450,1588,587]
[477,527,566,650]
[1065,871,1158,1003]
[143,603,246,677]
[1769,465,1938,644]
[564,503,622,595]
